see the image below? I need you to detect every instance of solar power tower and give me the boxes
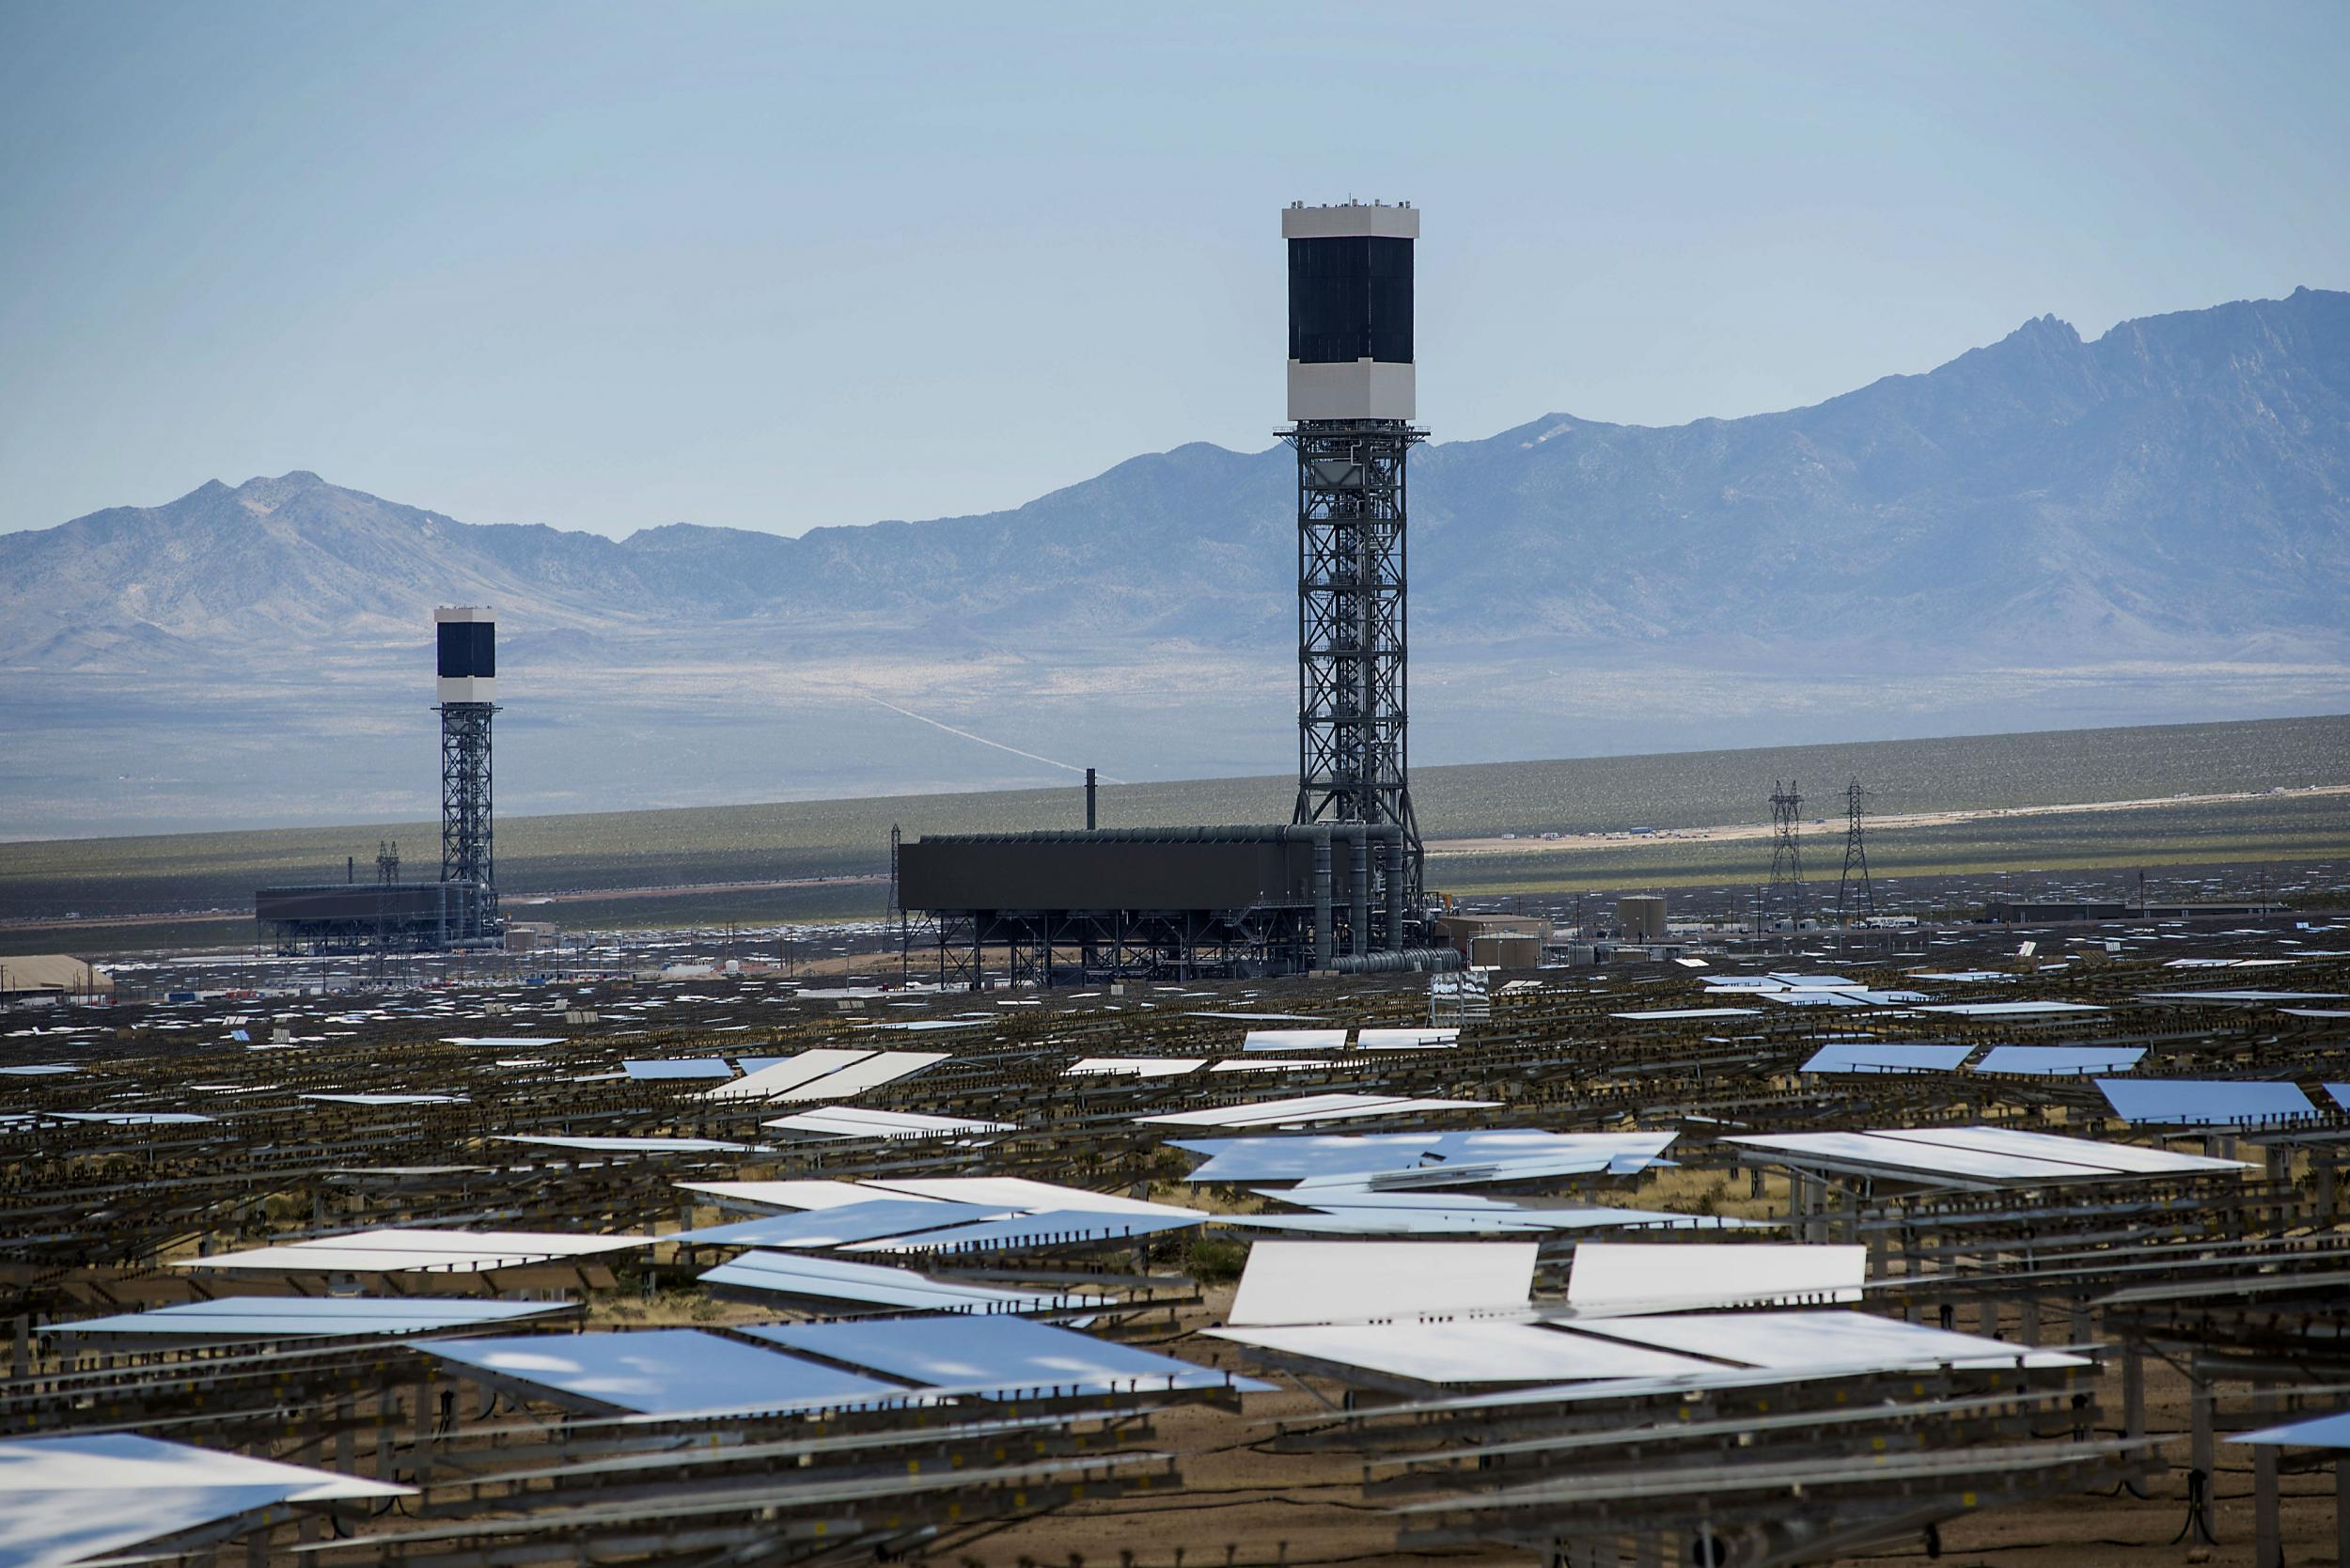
[1284,200,1425,902]
[434,605,498,940]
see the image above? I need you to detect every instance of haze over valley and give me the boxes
[4,288,2346,839]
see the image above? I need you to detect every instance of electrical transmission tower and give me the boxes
[372,839,398,976]
[887,823,908,982]
[1767,779,1806,923]
[1837,778,1874,923]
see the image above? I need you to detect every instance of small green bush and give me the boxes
[1188,1237,1249,1284]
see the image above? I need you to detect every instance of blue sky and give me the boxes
[2,1,2342,539]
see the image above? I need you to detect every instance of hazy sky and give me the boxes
[3,1,2343,539]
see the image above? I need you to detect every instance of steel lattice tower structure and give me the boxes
[434,605,498,940]
[1767,778,1806,921]
[1284,200,1425,907]
[1837,777,1875,922]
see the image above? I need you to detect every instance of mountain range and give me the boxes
[2,288,2346,834]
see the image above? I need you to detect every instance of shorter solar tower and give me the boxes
[256,607,503,951]
[435,605,498,941]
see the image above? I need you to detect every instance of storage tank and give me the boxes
[1618,895,1668,941]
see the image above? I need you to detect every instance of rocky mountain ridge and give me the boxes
[4,288,2345,676]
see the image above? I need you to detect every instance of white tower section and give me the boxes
[434,604,496,703]
[1284,201,1418,422]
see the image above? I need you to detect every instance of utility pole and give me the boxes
[887,823,911,988]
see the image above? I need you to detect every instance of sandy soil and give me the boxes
[1431,784,2350,859]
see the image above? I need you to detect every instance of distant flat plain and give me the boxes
[2,713,2342,954]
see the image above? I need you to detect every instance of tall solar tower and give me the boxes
[1284,199,1424,904]
[434,605,498,941]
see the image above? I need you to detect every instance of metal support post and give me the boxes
[2253,1390,2280,1567]
[2189,1357,2216,1510]
[1312,834,1334,967]
[1382,830,1404,950]
[1347,832,1370,959]
[2336,1457,2350,1568]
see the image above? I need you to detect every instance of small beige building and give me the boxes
[0,954,114,1001]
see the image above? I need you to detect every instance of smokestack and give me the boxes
[1085,767,1098,830]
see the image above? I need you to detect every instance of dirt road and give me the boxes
[1428,783,2350,858]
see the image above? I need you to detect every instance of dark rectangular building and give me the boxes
[257,880,492,952]
[899,834,1321,914]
